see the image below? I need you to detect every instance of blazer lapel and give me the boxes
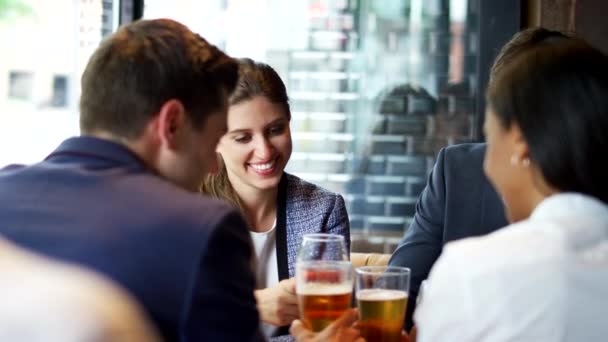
[275,174,289,281]
[274,174,292,337]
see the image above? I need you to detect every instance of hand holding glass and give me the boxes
[296,234,353,332]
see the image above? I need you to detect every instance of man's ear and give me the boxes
[156,99,187,150]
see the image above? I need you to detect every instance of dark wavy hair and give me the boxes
[490,27,570,83]
[487,39,608,203]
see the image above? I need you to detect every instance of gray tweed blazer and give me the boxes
[272,173,351,341]
[277,173,351,279]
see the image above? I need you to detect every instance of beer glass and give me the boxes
[297,233,349,262]
[296,234,352,332]
[355,266,410,342]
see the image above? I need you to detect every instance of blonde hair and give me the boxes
[200,158,245,211]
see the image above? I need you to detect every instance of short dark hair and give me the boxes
[488,40,608,203]
[79,19,238,138]
[490,27,570,82]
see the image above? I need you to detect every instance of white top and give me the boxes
[0,237,160,342]
[250,219,279,338]
[415,193,608,342]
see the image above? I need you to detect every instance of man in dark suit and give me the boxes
[389,27,571,331]
[0,19,261,341]
[389,143,507,329]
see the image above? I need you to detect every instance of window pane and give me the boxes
[0,0,115,166]
[144,0,480,252]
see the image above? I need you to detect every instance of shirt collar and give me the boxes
[45,136,149,171]
[531,193,608,223]
[530,193,608,249]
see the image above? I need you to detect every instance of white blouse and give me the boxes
[250,219,279,338]
[415,193,608,342]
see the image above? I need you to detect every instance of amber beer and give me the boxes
[357,289,408,342]
[296,261,353,332]
[298,283,352,331]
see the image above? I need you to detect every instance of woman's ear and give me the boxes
[508,122,530,165]
[156,99,187,150]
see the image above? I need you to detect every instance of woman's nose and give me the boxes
[254,136,274,159]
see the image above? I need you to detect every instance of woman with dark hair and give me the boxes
[389,26,571,331]
[201,58,350,340]
[414,39,608,341]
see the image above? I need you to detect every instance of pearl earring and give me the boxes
[510,155,531,167]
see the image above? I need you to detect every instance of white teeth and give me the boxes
[251,160,276,171]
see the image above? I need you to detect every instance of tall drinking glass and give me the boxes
[296,233,352,332]
[355,266,410,342]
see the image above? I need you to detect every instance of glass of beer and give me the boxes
[355,266,410,342]
[296,234,352,332]
[297,233,349,262]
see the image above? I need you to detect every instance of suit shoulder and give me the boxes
[438,143,486,176]
[171,192,240,227]
[442,143,486,163]
[129,176,242,230]
[285,173,342,203]
[0,163,27,175]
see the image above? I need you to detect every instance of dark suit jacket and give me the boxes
[388,143,508,330]
[0,137,262,342]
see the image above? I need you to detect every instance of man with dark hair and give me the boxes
[0,19,261,341]
[388,27,570,330]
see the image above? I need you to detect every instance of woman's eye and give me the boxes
[234,135,251,143]
[268,125,285,135]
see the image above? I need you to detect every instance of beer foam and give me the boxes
[356,289,407,301]
[297,282,353,295]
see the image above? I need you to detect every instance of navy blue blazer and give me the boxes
[388,143,508,330]
[0,137,262,342]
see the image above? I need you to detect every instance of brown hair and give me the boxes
[229,58,290,117]
[79,18,238,139]
[490,27,570,83]
[200,59,290,210]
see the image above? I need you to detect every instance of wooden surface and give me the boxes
[351,253,391,268]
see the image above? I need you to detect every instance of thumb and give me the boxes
[283,277,297,294]
[289,319,304,336]
[289,319,314,340]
